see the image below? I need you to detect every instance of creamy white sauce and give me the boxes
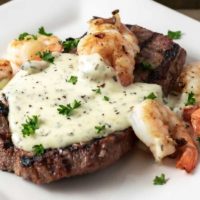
[2,53,163,151]
[21,60,49,74]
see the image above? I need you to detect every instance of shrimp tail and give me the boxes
[176,145,198,173]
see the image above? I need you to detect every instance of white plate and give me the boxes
[0,0,200,199]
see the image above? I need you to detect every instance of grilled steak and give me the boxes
[0,25,186,184]
[0,102,134,184]
[127,25,186,95]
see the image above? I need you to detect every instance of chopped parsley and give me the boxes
[62,38,80,52]
[18,32,37,40]
[167,30,182,40]
[103,96,109,101]
[185,92,196,106]
[36,51,55,63]
[22,115,39,137]
[153,173,168,185]
[196,137,200,144]
[95,125,106,134]
[57,100,81,116]
[92,87,101,94]
[66,75,78,85]
[141,61,153,70]
[38,26,52,36]
[144,92,157,100]
[33,144,45,156]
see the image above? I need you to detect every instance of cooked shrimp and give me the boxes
[177,62,200,134]
[168,62,200,116]
[0,60,13,89]
[191,108,200,136]
[7,34,62,72]
[183,105,200,137]
[77,10,140,86]
[177,62,200,101]
[130,99,198,173]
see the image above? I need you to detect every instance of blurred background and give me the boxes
[0,0,200,21]
[155,0,200,21]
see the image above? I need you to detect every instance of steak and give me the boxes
[127,25,186,95]
[0,102,134,184]
[0,25,186,184]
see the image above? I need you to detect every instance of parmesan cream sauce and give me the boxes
[2,53,163,151]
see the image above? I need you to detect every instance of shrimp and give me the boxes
[191,108,200,137]
[177,62,200,135]
[177,62,200,101]
[7,34,63,72]
[183,105,200,137]
[0,60,13,89]
[130,99,198,173]
[77,10,140,86]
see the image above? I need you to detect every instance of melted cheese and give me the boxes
[2,53,163,151]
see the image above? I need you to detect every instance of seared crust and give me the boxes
[0,107,134,184]
[127,25,186,95]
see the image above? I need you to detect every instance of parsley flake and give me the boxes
[141,61,153,70]
[153,173,168,185]
[62,38,80,52]
[95,125,106,134]
[66,76,78,85]
[38,26,52,36]
[57,100,81,116]
[33,144,45,156]
[103,96,109,101]
[144,92,157,100]
[185,92,196,106]
[22,115,39,137]
[196,137,200,144]
[167,30,182,40]
[18,32,37,40]
[92,87,101,94]
[36,51,55,63]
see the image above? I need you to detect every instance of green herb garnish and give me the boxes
[153,173,168,185]
[144,92,157,100]
[62,38,80,52]
[167,30,182,40]
[185,92,196,106]
[141,61,153,70]
[66,75,78,85]
[38,26,52,36]
[36,51,55,63]
[57,100,81,116]
[197,137,200,144]
[33,144,45,156]
[95,125,106,134]
[22,115,39,137]
[92,87,101,94]
[103,96,109,101]
[18,32,37,40]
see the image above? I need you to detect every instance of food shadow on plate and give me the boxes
[42,146,160,193]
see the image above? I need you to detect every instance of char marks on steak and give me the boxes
[127,25,186,95]
[0,102,134,184]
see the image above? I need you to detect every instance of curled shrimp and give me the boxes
[183,105,200,137]
[130,99,198,173]
[177,62,200,101]
[77,10,140,86]
[0,60,13,89]
[7,34,63,72]
[177,62,200,136]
